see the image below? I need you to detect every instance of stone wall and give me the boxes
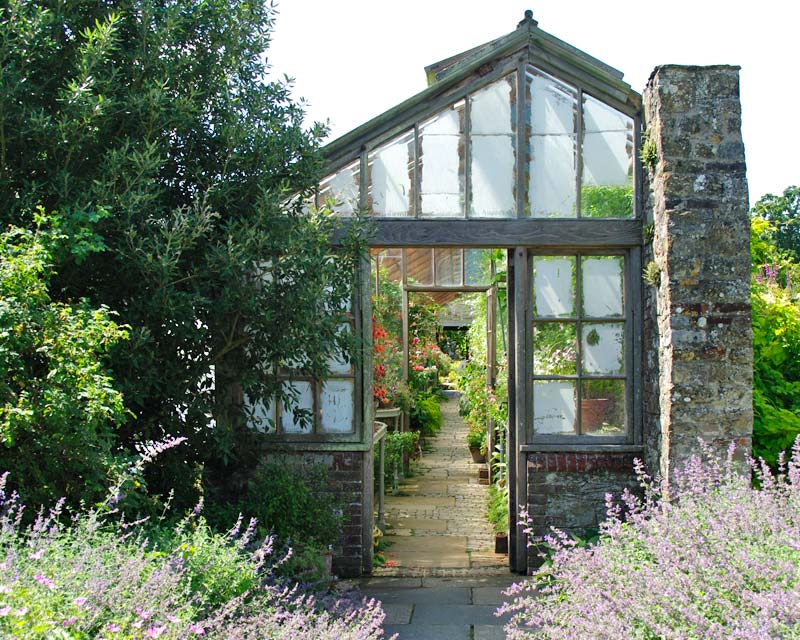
[259,449,372,578]
[642,65,753,481]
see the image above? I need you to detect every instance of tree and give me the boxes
[752,186,800,260]
[0,1,362,506]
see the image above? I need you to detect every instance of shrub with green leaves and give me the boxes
[0,219,128,508]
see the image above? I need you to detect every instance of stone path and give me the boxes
[376,393,507,575]
[356,393,522,638]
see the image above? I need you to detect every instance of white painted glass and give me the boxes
[245,396,275,434]
[470,74,516,218]
[320,379,355,433]
[582,323,624,375]
[420,107,464,217]
[533,257,575,318]
[581,95,634,218]
[369,130,414,216]
[582,256,624,317]
[319,160,360,216]
[327,323,352,374]
[533,381,576,434]
[527,67,578,218]
[281,380,314,433]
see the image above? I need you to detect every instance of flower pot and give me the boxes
[580,398,611,433]
[495,532,508,554]
[469,446,486,464]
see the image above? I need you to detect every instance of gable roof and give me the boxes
[323,10,641,169]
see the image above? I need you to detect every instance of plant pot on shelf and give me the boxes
[495,532,509,554]
[469,446,486,464]
[580,398,611,433]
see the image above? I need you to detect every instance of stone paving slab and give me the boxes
[385,495,456,507]
[383,624,471,640]
[363,586,470,605]
[411,603,506,626]
[474,625,507,640]
[387,517,449,532]
[381,603,414,624]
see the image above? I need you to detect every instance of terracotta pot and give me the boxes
[469,446,486,463]
[581,398,611,433]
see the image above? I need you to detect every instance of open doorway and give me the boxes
[370,247,510,574]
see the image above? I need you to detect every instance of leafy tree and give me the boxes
[0,217,128,507]
[0,1,362,505]
[752,186,800,260]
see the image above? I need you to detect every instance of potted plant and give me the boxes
[467,424,487,463]
[581,378,615,433]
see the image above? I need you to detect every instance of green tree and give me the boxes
[0,217,128,507]
[752,186,800,260]
[0,1,362,505]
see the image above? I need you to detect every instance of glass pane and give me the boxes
[420,105,465,217]
[281,380,314,433]
[582,256,624,317]
[581,379,625,436]
[320,379,354,433]
[533,323,577,375]
[533,257,575,318]
[369,130,414,217]
[319,160,360,216]
[582,323,624,375]
[245,396,275,434]
[470,74,516,218]
[465,249,492,286]
[327,323,352,375]
[581,95,634,218]
[533,380,576,435]
[375,249,402,284]
[406,247,433,286]
[435,248,462,286]
[527,67,578,218]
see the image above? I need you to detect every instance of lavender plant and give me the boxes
[500,440,800,639]
[0,472,390,640]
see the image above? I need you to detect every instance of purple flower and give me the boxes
[34,574,56,589]
[106,623,121,633]
[189,623,205,635]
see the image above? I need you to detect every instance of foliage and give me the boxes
[501,441,800,639]
[0,0,363,507]
[0,474,387,640]
[580,185,633,219]
[206,463,343,550]
[382,431,419,484]
[750,207,800,467]
[486,483,509,534]
[0,220,128,508]
[466,424,487,451]
[410,395,443,437]
[371,271,408,409]
[752,186,800,260]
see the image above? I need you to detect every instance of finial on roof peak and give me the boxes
[518,9,538,28]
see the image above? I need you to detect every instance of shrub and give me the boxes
[410,395,442,437]
[486,483,508,534]
[0,474,387,640]
[500,441,800,639]
[382,431,419,484]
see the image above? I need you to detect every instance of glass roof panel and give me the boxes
[319,160,360,216]
[368,130,415,217]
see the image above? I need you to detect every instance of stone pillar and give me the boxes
[643,65,752,482]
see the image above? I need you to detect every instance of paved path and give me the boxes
[357,393,523,638]
[376,393,507,575]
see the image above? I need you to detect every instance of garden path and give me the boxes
[376,393,507,575]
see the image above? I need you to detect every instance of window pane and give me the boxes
[581,323,624,375]
[582,256,624,317]
[420,106,464,217]
[320,379,354,433]
[527,67,578,218]
[281,381,314,433]
[435,248,462,286]
[533,323,577,375]
[581,379,625,436]
[406,247,434,286]
[369,131,414,217]
[533,257,575,318]
[245,396,275,434]
[581,95,633,218]
[464,249,492,286]
[470,74,516,218]
[319,160,360,216]
[327,323,353,375]
[533,380,576,435]
[374,248,402,284]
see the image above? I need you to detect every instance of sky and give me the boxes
[267,1,799,206]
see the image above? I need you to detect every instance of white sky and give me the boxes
[268,1,799,206]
